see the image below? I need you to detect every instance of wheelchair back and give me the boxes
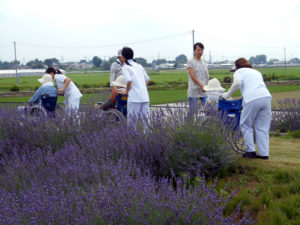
[41,95,58,112]
[218,98,243,130]
[116,94,128,117]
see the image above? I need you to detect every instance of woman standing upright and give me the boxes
[222,58,272,159]
[187,42,210,109]
[121,47,150,125]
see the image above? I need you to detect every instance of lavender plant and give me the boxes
[0,143,253,224]
[0,103,253,224]
[271,98,300,132]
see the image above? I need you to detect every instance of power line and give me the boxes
[15,31,192,49]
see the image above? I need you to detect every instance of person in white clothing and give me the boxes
[46,67,83,112]
[222,58,272,160]
[121,47,150,125]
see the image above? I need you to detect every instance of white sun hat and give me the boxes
[203,78,225,91]
[38,74,53,85]
[111,75,127,88]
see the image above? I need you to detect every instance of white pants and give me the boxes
[127,102,150,125]
[240,97,272,156]
[65,97,81,112]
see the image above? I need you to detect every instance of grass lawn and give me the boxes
[1,85,300,105]
[218,136,300,224]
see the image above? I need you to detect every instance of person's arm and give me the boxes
[142,67,150,86]
[123,81,132,95]
[28,87,43,104]
[221,80,242,99]
[187,67,205,92]
[58,77,71,93]
[110,63,116,90]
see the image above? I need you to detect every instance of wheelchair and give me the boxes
[18,95,58,117]
[96,94,127,123]
[218,98,246,154]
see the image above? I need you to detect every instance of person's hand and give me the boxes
[58,88,65,95]
[199,84,206,92]
[221,92,230,100]
[119,90,128,95]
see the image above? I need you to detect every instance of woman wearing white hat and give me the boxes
[28,74,58,104]
[203,78,226,105]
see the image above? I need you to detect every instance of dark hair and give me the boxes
[122,47,134,66]
[56,69,62,74]
[45,67,57,75]
[235,58,253,70]
[193,42,204,51]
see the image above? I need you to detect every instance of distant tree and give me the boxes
[175,54,188,64]
[152,59,167,65]
[108,56,118,64]
[11,60,20,66]
[102,61,111,71]
[267,58,279,65]
[249,55,267,65]
[92,56,102,68]
[0,61,10,69]
[26,59,45,69]
[79,59,87,64]
[249,56,257,65]
[256,55,267,64]
[44,58,60,67]
[290,58,300,64]
[135,57,147,67]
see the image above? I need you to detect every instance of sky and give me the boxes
[0,0,300,64]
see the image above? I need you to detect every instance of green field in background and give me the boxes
[1,67,300,92]
[1,85,300,105]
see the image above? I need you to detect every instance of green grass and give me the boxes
[217,136,300,224]
[1,67,300,92]
[1,86,300,105]
[1,67,300,105]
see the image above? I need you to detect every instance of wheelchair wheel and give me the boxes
[29,105,47,117]
[228,128,246,154]
[103,109,126,123]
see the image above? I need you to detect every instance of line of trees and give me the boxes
[248,54,300,65]
[0,54,189,70]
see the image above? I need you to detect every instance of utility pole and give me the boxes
[192,29,195,55]
[14,41,18,85]
[209,51,212,68]
[284,48,287,70]
[157,53,160,71]
[85,56,87,74]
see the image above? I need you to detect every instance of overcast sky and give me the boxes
[0,0,300,64]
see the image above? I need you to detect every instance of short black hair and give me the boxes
[45,67,56,75]
[193,42,204,51]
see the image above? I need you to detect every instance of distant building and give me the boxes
[0,69,45,78]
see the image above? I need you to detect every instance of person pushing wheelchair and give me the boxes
[221,58,272,160]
